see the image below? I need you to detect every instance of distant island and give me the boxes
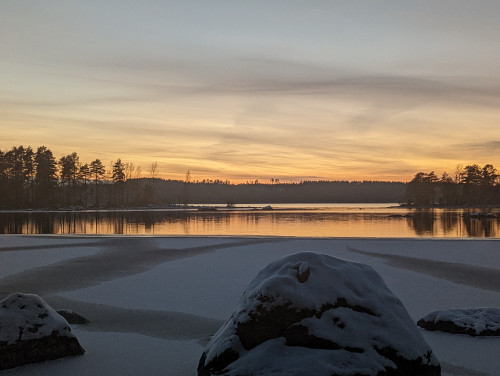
[0,145,498,209]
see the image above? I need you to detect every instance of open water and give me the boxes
[0,204,499,238]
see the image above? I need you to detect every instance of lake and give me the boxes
[0,203,499,238]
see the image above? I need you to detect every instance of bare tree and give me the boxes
[454,165,463,184]
[150,161,158,179]
[182,169,190,206]
[124,162,135,180]
[135,166,142,179]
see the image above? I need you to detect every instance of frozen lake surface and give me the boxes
[0,235,499,375]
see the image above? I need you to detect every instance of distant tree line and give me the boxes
[406,164,499,206]
[0,145,409,209]
[182,180,406,205]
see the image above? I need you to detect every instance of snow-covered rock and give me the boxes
[198,252,440,376]
[0,293,85,370]
[418,308,500,336]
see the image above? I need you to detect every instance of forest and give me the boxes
[406,164,500,206]
[0,145,406,209]
[1,145,499,209]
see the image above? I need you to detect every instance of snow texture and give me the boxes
[0,293,85,370]
[2,236,500,375]
[418,308,500,336]
[0,293,75,345]
[199,252,440,376]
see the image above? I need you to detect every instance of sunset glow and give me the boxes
[2,1,500,182]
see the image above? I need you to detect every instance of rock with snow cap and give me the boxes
[418,308,500,336]
[0,293,85,370]
[198,252,440,376]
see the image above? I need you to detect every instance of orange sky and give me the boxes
[2,2,500,183]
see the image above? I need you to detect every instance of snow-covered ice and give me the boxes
[0,235,100,278]
[0,235,499,375]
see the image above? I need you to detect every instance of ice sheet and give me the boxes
[1,236,499,376]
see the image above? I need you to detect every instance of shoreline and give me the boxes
[3,233,500,241]
[0,203,397,213]
[3,202,500,213]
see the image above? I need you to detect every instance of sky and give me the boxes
[1,1,500,182]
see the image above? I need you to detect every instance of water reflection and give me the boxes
[409,210,436,236]
[440,210,459,235]
[405,209,500,238]
[0,208,498,238]
[463,216,498,238]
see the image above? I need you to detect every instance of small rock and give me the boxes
[0,293,85,370]
[56,309,90,325]
[418,308,500,336]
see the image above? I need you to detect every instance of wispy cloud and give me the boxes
[2,1,500,181]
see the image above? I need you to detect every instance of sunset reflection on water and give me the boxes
[0,206,499,238]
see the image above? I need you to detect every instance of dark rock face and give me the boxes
[0,293,85,370]
[198,252,440,376]
[0,332,85,370]
[56,309,90,325]
[418,308,500,337]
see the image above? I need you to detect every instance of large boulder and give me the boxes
[418,308,500,336]
[0,293,85,370]
[198,252,440,376]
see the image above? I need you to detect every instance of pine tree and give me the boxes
[90,159,106,207]
[34,146,58,207]
[112,159,125,183]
